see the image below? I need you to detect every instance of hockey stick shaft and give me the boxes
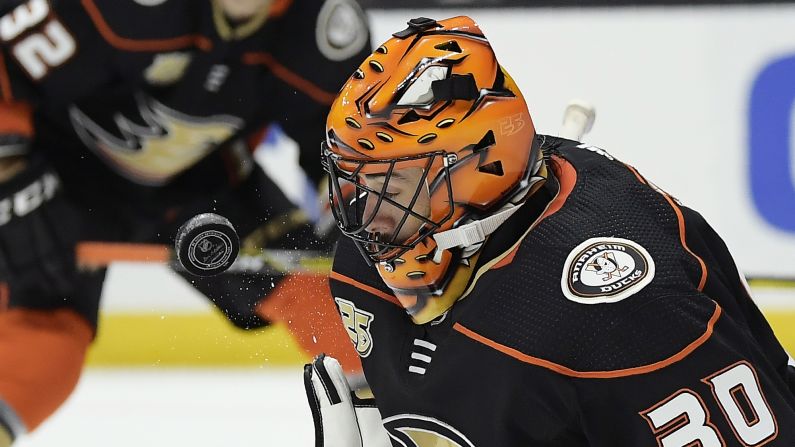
[560,99,596,141]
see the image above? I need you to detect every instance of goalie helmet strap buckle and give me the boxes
[432,203,524,261]
[392,17,439,39]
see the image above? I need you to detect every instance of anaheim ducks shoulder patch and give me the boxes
[561,237,655,304]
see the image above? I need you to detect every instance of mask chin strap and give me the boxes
[430,146,546,264]
[431,203,524,263]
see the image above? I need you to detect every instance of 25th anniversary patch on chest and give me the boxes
[561,237,655,304]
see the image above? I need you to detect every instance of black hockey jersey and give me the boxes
[0,0,369,217]
[329,137,795,446]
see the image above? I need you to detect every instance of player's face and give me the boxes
[361,167,430,245]
[216,0,271,20]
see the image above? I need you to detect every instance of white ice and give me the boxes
[15,368,314,447]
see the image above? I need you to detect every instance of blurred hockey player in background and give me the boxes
[0,0,369,444]
[305,16,795,446]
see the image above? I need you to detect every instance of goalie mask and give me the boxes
[323,16,542,323]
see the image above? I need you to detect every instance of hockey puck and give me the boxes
[174,213,239,276]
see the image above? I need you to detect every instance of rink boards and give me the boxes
[87,264,795,367]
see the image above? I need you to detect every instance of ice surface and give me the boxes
[15,368,314,447]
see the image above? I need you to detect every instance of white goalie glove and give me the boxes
[304,354,392,447]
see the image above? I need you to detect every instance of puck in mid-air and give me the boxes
[175,213,239,276]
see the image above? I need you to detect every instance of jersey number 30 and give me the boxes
[641,361,777,446]
[0,0,76,80]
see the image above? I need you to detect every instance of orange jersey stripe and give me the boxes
[0,52,13,101]
[663,194,709,291]
[81,0,212,52]
[539,156,577,222]
[490,156,577,271]
[267,0,293,18]
[623,162,708,291]
[454,304,722,379]
[76,241,171,267]
[624,163,647,185]
[242,52,336,105]
[329,270,401,307]
[0,102,33,137]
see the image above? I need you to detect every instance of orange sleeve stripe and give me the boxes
[329,271,402,307]
[0,102,33,137]
[76,241,171,267]
[490,246,519,270]
[242,52,337,105]
[538,156,577,222]
[623,162,708,292]
[246,126,269,153]
[454,304,721,379]
[624,163,647,185]
[267,0,293,18]
[81,0,212,52]
[663,194,709,291]
[0,52,13,101]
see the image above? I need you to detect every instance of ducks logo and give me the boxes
[561,237,655,304]
[383,414,476,447]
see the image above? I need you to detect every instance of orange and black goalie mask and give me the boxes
[323,16,539,323]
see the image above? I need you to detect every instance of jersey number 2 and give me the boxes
[641,361,777,446]
[0,0,75,80]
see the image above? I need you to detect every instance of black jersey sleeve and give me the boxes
[572,300,795,446]
[541,152,795,445]
[265,0,370,184]
[678,203,795,395]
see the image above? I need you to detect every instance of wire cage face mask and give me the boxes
[323,144,455,264]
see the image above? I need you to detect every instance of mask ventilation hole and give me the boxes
[353,69,364,79]
[478,160,504,176]
[473,130,496,152]
[418,133,437,144]
[376,45,388,54]
[375,132,393,142]
[357,139,375,150]
[398,110,421,125]
[369,60,385,73]
[436,118,455,128]
[434,40,462,53]
[345,117,361,129]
